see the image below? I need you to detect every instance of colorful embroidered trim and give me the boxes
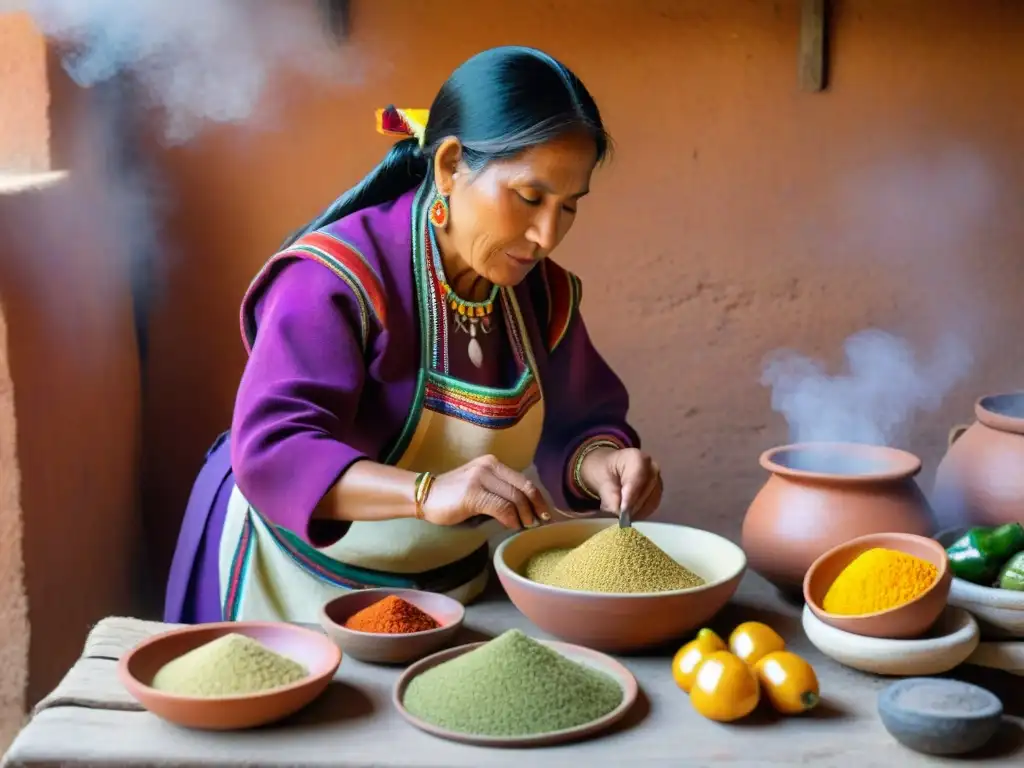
[541,259,583,352]
[223,510,256,621]
[425,371,542,429]
[239,230,387,354]
[568,435,628,501]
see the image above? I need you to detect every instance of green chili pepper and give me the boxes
[998,551,1024,591]
[945,522,1024,585]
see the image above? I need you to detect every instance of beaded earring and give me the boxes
[429,194,450,229]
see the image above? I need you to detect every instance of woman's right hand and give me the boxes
[420,455,553,529]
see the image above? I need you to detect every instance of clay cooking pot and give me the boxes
[932,392,1024,531]
[741,442,936,596]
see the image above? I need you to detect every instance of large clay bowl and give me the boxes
[319,588,465,664]
[935,527,1024,639]
[803,532,951,639]
[494,519,746,653]
[742,442,936,597]
[933,392,1024,530]
[119,622,342,730]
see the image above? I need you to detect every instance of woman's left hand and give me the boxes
[579,447,663,521]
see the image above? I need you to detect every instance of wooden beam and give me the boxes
[319,0,351,42]
[798,0,828,92]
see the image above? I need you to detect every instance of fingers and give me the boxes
[480,471,536,529]
[633,470,663,521]
[486,460,553,523]
[619,452,655,511]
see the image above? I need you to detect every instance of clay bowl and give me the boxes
[802,604,979,676]
[494,519,746,653]
[803,532,952,639]
[934,526,1024,639]
[118,622,341,730]
[319,588,464,665]
[742,442,936,597]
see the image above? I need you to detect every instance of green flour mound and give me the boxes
[537,526,705,594]
[151,633,308,697]
[402,629,622,736]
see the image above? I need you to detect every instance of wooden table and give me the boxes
[4,576,1023,767]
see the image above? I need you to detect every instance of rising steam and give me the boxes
[10,0,353,143]
[761,329,973,447]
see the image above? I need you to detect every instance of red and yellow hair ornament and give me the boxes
[375,105,430,148]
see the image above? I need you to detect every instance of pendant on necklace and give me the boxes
[468,320,483,368]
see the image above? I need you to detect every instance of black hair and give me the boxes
[280,46,609,249]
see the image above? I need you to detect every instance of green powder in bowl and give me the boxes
[402,629,622,736]
[150,633,308,697]
[523,526,705,593]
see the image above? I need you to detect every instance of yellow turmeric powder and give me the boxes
[822,547,938,615]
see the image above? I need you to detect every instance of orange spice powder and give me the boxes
[343,595,441,634]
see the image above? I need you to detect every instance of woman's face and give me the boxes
[434,130,598,287]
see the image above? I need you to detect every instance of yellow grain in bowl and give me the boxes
[522,526,705,593]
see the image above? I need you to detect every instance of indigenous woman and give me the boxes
[164,46,664,624]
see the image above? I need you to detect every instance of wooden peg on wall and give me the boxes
[799,0,829,92]
[319,0,351,42]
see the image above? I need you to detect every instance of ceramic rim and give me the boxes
[494,519,747,599]
[760,442,922,483]
[118,620,342,704]
[803,532,950,620]
[319,587,466,638]
[392,638,639,747]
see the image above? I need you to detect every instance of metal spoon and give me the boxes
[618,506,632,528]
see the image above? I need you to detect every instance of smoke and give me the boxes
[761,147,996,448]
[762,329,972,447]
[12,0,352,143]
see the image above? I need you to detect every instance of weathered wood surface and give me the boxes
[5,577,1023,767]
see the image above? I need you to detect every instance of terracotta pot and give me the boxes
[932,393,1024,531]
[741,442,936,597]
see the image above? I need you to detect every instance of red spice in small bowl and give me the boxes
[343,595,441,634]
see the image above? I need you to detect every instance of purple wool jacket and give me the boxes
[164,184,639,623]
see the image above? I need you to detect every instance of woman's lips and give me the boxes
[506,252,537,267]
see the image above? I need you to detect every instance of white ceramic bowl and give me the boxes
[935,527,1024,638]
[802,604,980,676]
[967,641,1024,676]
[494,519,746,653]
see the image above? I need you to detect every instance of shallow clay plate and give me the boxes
[393,639,638,747]
[119,621,342,730]
[802,605,979,676]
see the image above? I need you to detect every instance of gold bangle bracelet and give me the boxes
[413,471,435,520]
[572,440,621,500]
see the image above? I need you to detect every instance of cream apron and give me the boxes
[218,284,545,624]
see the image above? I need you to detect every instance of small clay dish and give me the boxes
[118,621,341,730]
[802,604,979,676]
[878,677,1003,756]
[803,532,952,639]
[393,638,638,747]
[935,527,1024,639]
[319,588,464,665]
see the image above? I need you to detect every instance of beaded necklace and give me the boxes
[427,222,498,369]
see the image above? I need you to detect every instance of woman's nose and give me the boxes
[527,210,559,252]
